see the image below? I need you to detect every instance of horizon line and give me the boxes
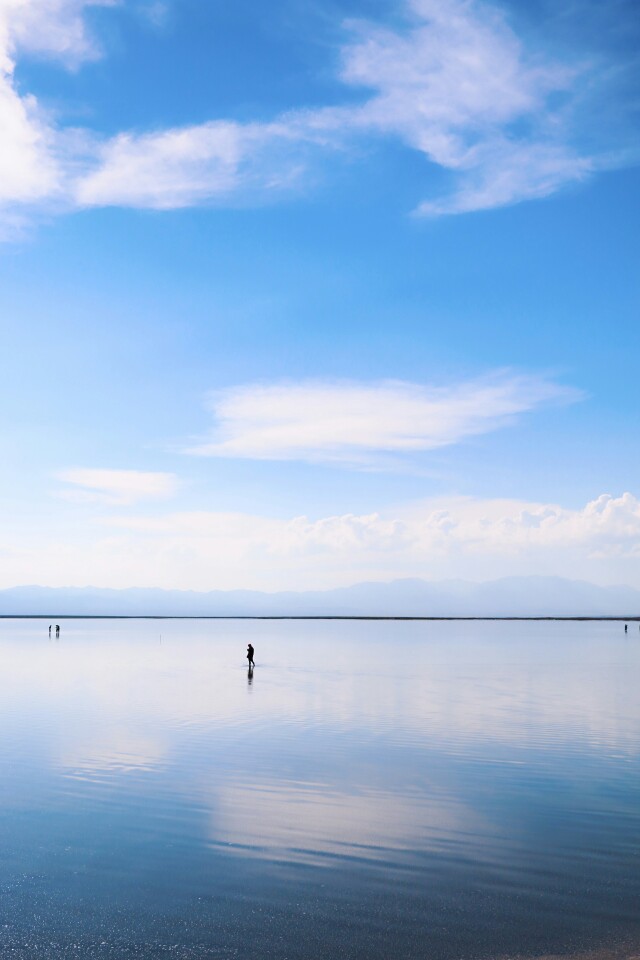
[1,615,639,622]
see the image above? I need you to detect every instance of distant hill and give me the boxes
[0,577,639,617]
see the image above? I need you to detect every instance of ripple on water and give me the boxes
[0,618,639,959]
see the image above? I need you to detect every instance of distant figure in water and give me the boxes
[48,625,52,637]
[625,623,628,633]
[55,624,60,638]
[247,643,255,667]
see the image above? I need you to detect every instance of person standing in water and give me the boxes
[55,624,60,638]
[625,623,628,633]
[48,625,52,637]
[247,643,255,667]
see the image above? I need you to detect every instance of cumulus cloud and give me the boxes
[56,468,179,505]
[403,491,640,556]
[85,492,640,590]
[2,492,639,590]
[106,492,640,561]
[186,373,581,465]
[110,509,407,557]
[0,0,633,225]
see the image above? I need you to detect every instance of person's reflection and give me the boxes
[247,664,254,687]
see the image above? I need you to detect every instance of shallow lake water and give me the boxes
[0,618,639,959]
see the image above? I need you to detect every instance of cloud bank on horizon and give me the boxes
[2,491,639,593]
[0,0,637,231]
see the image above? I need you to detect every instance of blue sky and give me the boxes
[0,0,639,591]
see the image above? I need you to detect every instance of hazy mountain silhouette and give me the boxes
[0,577,639,617]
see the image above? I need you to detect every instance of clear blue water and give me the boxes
[0,618,639,959]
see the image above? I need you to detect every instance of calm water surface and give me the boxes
[0,619,638,959]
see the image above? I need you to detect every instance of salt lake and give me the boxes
[0,618,638,959]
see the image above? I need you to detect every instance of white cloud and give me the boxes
[2,0,116,67]
[96,491,640,589]
[56,467,179,505]
[186,373,580,465]
[0,70,58,207]
[402,491,640,556]
[71,0,600,216]
[0,0,633,223]
[106,509,406,558]
[74,118,323,209]
[75,122,247,209]
[105,491,640,561]
[339,0,592,213]
[0,0,114,225]
[1,492,640,591]
[414,139,593,216]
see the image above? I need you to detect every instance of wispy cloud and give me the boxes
[137,0,170,30]
[56,468,179,505]
[415,141,593,216]
[72,0,595,214]
[74,117,327,209]
[186,373,581,466]
[339,0,594,214]
[0,0,635,226]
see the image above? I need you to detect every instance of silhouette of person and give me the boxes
[48,625,52,637]
[247,643,255,667]
[55,624,60,638]
[625,623,628,633]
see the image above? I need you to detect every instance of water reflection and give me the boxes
[0,618,638,959]
[59,728,167,780]
[211,777,484,866]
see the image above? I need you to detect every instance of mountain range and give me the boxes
[0,577,639,618]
